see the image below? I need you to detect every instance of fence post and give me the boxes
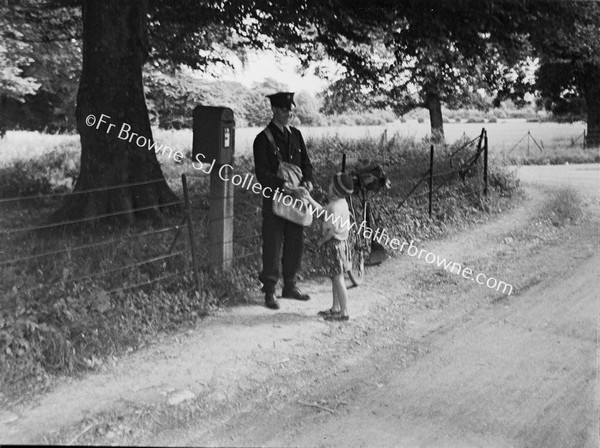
[583,130,587,149]
[341,153,346,173]
[483,130,489,197]
[428,144,434,218]
[209,165,234,273]
[181,174,202,299]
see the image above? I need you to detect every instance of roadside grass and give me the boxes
[538,187,584,226]
[1,132,520,402]
[504,145,600,166]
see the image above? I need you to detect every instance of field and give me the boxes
[238,118,589,155]
[0,119,592,168]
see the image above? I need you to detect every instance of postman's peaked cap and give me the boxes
[266,92,295,108]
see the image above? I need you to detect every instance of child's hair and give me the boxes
[332,172,354,198]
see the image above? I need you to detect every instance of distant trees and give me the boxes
[144,72,325,129]
[309,1,532,143]
[0,1,81,133]
[312,1,599,145]
[0,40,81,132]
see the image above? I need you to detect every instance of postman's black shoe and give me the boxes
[281,286,310,301]
[265,293,280,310]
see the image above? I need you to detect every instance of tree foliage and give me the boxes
[1,0,339,219]
[307,1,535,142]
[0,1,81,132]
[528,0,600,144]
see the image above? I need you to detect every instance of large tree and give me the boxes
[68,0,179,222]
[3,0,305,220]
[528,0,600,146]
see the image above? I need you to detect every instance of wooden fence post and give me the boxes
[428,144,434,218]
[483,130,489,197]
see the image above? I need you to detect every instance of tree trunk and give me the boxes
[56,0,178,222]
[580,63,600,147]
[425,91,445,144]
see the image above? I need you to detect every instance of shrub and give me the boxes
[325,110,396,127]
[0,149,79,198]
[539,187,583,226]
[493,109,508,119]
[487,165,520,197]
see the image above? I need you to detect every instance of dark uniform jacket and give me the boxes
[253,121,314,210]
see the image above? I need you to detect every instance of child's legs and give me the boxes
[331,273,348,315]
[330,276,340,312]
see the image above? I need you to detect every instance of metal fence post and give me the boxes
[483,130,489,197]
[181,174,202,299]
[428,144,434,218]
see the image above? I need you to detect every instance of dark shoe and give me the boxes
[265,293,280,310]
[281,286,310,301]
[261,282,276,293]
[324,314,350,322]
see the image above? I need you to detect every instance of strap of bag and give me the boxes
[263,127,282,162]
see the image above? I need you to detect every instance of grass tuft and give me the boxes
[539,187,584,226]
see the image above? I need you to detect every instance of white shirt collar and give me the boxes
[273,122,291,134]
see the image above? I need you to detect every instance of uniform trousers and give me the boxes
[259,209,304,293]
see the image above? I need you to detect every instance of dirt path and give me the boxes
[1,165,599,447]
[269,242,598,448]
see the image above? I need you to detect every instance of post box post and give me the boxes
[193,106,235,273]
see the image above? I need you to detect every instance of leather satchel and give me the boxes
[263,127,313,226]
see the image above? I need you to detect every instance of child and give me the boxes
[301,172,354,321]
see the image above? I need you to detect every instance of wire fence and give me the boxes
[1,128,491,309]
[505,129,588,157]
[1,175,208,309]
[392,128,488,217]
[225,128,490,275]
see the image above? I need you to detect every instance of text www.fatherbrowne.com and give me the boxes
[86,113,513,296]
[308,205,513,296]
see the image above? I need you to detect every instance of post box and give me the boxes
[193,106,235,165]
[192,106,235,273]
